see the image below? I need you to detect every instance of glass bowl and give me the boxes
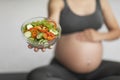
[21,17,61,48]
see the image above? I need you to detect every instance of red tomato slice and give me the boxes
[43,32,55,41]
[29,28,38,38]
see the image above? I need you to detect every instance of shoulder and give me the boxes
[48,0,64,10]
[99,0,111,11]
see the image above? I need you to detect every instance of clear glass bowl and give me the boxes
[21,17,61,48]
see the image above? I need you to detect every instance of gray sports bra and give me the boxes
[60,0,103,34]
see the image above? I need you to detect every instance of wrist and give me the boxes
[97,32,106,41]
[98,31,120,41]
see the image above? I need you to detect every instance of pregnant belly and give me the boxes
[54,33,103,73]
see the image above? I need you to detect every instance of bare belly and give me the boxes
[54,32,103,73]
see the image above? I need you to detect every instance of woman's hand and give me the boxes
[27,44,53,52]
[78,29,102,42]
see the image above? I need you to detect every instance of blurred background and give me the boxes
[0,0,120,74]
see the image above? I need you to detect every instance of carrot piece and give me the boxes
[43,33,48,39]
[29,28,38,38]
[46,32,55,41]
[43,32,55,41]
[47,36,54,41]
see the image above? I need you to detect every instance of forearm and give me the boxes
[99,29,120,41]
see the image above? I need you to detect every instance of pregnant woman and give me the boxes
[27,0,120,80]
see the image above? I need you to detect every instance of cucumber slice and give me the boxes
[28,38,34,44]
[50,29,58,35]
[44,42,49,47]
[36,33,43,39]
[24,31,31,38]
[42,40,48,43]
[38,39,44,45]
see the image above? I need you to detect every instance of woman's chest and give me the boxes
[60,9,103,34]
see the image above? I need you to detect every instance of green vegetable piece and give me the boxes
[42,40,48,43]
[38,39,44,45]
[50,29,58,35]
[21,25,27,32]
[24,31,31,38]
[36,33,43,39]
[27,38,34,44]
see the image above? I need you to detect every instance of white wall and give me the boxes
[0,0,120,73]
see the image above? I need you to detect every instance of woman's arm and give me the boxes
[99,0,120,41]
[78,0,120,42]
[48,0,64,23]
[28,0,64,52]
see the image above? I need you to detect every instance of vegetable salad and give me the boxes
[21,18,61,48]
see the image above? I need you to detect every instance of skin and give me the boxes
[28,0,120,73]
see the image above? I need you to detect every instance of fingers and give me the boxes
[79,30,93,42]
[34,47,39,52]
[79,32,88,41]
[28,44,39,52]
[34,47,46,52]
[27,44,53,52]
[40,45,53,52]
[84,30,91,41]
[28,44,33,49]
[41,48,46,52]
[83,29,99,42]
